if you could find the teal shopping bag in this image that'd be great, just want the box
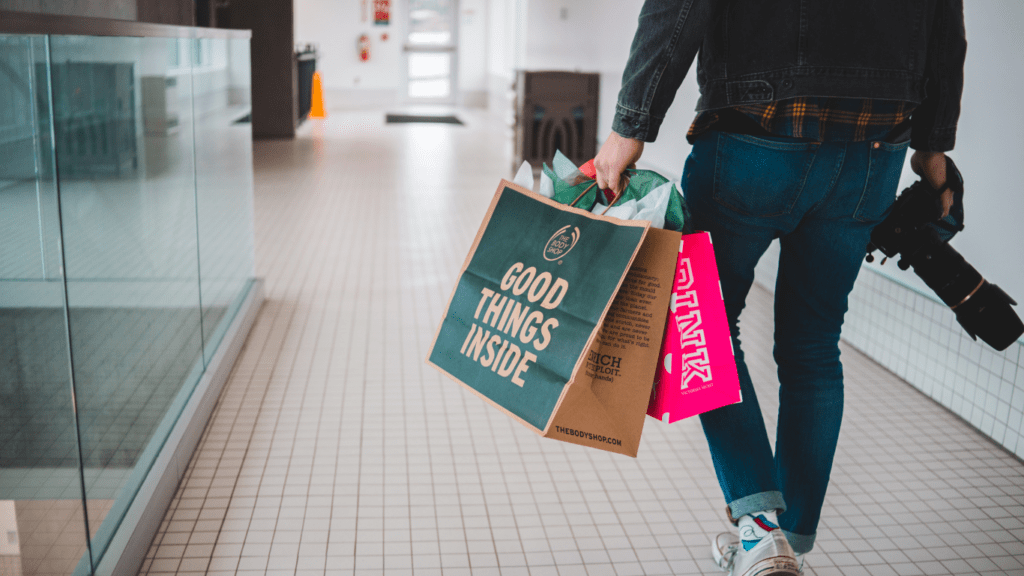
[427,179,653,455]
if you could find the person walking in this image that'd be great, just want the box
[594,2,966,575]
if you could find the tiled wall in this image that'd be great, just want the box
[753,240,1024,460]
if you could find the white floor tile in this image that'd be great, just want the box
[137,110,1024,576]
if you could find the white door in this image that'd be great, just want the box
[402,0,458,105]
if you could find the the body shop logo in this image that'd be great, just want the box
[543,225,580,261]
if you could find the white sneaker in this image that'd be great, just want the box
[712,532,740,571]
[711,531,800,576]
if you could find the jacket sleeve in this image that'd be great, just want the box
[911,0,966,152]
[611,0,718,142]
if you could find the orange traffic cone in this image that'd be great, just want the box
[310,71,327,119]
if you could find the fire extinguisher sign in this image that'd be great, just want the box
[358,34,370,61]
[373,0,390,25]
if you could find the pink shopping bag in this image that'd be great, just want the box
[647,231,741,423]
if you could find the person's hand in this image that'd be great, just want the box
[910,151,954,218]
[595,132,644,196]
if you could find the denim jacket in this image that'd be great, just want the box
[611,0,966,151]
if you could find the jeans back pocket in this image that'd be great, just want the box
[853,140,910,223]
[713,133,818,217]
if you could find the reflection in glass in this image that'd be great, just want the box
[0,34,93,576]
[1,28,256,575]
[47,35,206,568]
[195,37,256,362]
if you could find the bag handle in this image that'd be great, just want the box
[568,169,637,215]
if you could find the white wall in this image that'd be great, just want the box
[458,0,488,96]
[292,0,1024,308]
[294,0,404,93]
[294,0,491,107]
[536,1,1022,306]
[520,0,699,179]
[485,0,527,114]
[524,1,630,148]
[853,3,1024,306]
[936,2,1024,308]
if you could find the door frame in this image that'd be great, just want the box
[399,0,459,106]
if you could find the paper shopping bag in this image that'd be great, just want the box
[552,226,680,455]
[427,180,677,456]
[648,231,742,423]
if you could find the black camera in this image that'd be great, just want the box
[865,157,1023,351]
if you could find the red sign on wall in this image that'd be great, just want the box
[373,0,390,25]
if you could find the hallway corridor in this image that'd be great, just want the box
[138,111,1024,576]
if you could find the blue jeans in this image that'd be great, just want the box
[683,132,909,554]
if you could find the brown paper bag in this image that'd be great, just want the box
[545,228,680,456]
[427,180,678,457]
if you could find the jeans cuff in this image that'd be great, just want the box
[782,529,816,555]
[726,491,787,525]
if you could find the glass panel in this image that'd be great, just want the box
[0,34,94,576]
[407,53,450,80]
[407,52,451,98]
[46,35,205,568]
[195,37,256,362]
[404,0,456,103]
[408,0,454,45]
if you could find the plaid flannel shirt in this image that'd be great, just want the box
[688,97,915,143]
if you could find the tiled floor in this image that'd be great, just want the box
[6,498,114,576]
[137,110,1024,576]
[1,307,224,470]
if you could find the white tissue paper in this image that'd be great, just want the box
[553,151,582,180]
[512,161,535,192]
[633,181,672,230]
[592,198,638,220]
[512,161,555,198]
[552,150,591,186]
[542,150,684,229]
[538,170,554,198]
[589,181,672,229]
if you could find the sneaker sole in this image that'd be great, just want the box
[740,556,801,576]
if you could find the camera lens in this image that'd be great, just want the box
[954,283,1024,351]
